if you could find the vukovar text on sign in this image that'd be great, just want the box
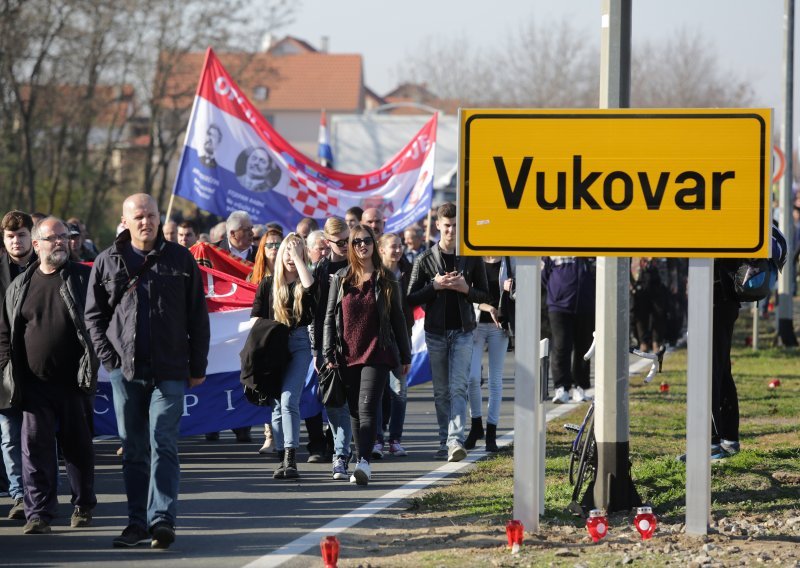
[458,109,771,258]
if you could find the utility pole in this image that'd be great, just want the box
[593,0,641,513]
[778,0,798,347]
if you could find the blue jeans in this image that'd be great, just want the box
[0,408,23,500]
[425,329,474,448]
[111,369,184,529]
[375,368,408,443]
[325,402,352,459]
[469,323,509,426]
[272,327,312,450]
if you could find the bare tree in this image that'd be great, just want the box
[395,21,752,112]
[495,19,598,108]
[394,19,598,108]
[632,28,754,108]
[0,0,297,238]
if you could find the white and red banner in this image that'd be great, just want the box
[173,48,435,233]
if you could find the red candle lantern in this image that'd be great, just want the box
[320,536,340,568]
[505,519,524,553]
[633,506,657,540]
[586,509,608,543]
[659,382,669,393]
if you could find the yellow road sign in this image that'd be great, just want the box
[459,109,771,257]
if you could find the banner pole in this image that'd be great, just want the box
[164,193,176,224]
[425,208,432,244]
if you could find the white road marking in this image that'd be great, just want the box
[245,353,661,567]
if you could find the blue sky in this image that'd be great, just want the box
[288,1,796,130]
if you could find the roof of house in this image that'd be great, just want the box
[18,83,135,127]
[381,83,461,115]
[159,49,364,113]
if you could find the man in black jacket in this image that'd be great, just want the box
[0,217,98,534]
[85,194,210,549]
[407,202,490,462]
[0,210,36,521]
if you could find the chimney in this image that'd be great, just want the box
[260,32,274,53]
[320,35,329,53]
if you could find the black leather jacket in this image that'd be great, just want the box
[85,230,210,382]
[322,267,411,368]
[406,245,491,334]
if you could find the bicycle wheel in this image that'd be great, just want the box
[571,416,596,505]
[568,404,594,486]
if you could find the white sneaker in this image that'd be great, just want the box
[571,387,590,403]
[552,387,569,404]
[352,458,371,485]
[371,441,384,459]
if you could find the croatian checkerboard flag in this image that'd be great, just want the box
[318,110,333,169]
[173,48,435,233]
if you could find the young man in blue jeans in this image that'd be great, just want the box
[407,203,490,462]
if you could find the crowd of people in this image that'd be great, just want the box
[0,197,511,548]
[1,190,795,547]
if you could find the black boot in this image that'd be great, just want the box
[273,449,287,479]
[283,448,299,479]
[485,423,499,452]
[464,417,484,450]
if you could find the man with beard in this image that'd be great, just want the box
[0,210,37,522]
[0,217,98,534]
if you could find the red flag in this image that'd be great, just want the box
[190,241,253,280]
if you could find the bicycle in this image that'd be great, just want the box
[563,335,665,516]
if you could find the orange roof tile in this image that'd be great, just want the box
[159,50,364,113]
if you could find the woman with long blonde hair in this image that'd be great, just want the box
[251,232,315,479]
[322,225,411,485]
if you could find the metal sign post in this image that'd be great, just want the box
[594,0,640,514]
[512,257,541,531]
[686,258,714,534]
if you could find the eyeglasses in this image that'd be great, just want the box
[69,234,81,240]
[264,243,281,250]
[327,238,348,247]
[352,236,374,247]
[39,234,68,243]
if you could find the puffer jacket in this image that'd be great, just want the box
[0,260,98,409]
[322,267,411,368]
[84,229,210,382]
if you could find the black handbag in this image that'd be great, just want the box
[317,364,346,407]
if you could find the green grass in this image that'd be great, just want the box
[409,308,800,527]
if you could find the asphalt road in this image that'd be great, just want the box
[0,352,543,567]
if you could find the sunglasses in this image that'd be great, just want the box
[352,236,374,248]
[327,238,348,247]
[264,243,281,250]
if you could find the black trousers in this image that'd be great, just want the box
[21,379,96,522]
[711,301,740,444]
[343,365,388,462]
[548,310,595,390]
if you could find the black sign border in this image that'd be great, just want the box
[462,112,767,255]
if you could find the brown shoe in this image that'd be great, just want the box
[23,518,51,534]
[71,506,93,528]
[8,497,24,520]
